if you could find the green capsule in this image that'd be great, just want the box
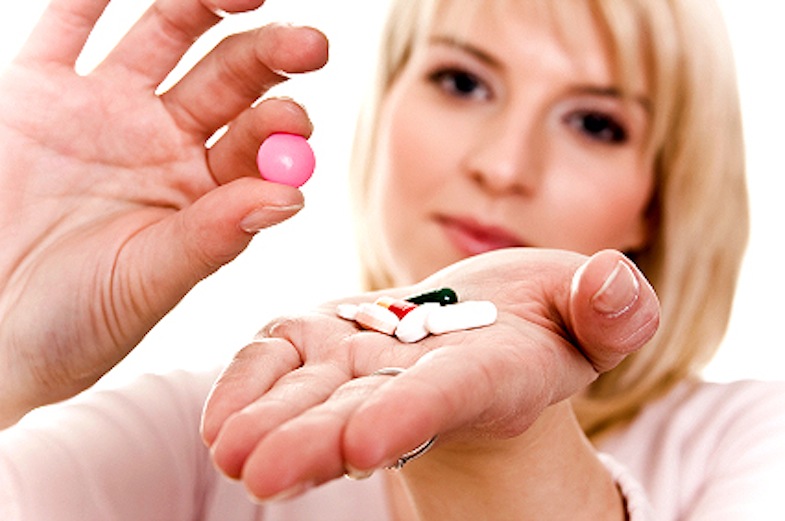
[405,287,459,306]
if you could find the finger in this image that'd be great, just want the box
[569,250,660,372]
[204,339,303,478]
[342,327,595,473]
[239,373,392,500]
[210,362,348,479]
[201,338,301,446]
[422,248,659,372]
[129,177,303,329]
[162,24,328,136]
[93,0,258,84]
[207,98,313,184]
[163,175,304,267]
[264,311,431,376]
[17,0,111,65]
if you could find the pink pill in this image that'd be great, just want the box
[256,133,315,187]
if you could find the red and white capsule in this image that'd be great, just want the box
[354,302,400,335]
[375,296,418,320]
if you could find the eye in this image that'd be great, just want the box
[428,68,491,101]
[565,111,628,144]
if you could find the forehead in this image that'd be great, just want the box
[432,0,603,42]
[421,0,647,93]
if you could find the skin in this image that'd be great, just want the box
[372,2,654,285]
[367,8,656,516]
[1,1,661,519]
[0,0,328,426]
[205,248,659,520]
[205,3,660,519]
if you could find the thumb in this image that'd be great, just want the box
[140,177,303,304]
[568,249,660,373]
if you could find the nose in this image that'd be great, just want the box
[464,112,543,195]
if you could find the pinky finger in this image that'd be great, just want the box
[201,338,301,446]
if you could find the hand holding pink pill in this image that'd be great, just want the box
[256,133,316,187]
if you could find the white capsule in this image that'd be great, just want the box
[336,303,359,321]
[355,302,400,335]
[395,303,439,343]
[425,301,497,335]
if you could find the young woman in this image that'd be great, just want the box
[203,0,785,518]
[1,0,783,519]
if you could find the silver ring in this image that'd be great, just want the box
[370,367,407,377]
[387,435,438,470]
[369,367,438,469]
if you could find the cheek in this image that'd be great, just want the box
[379,96,454,203]
[369,87,471,283]
[542,162,654,253]
[374,90,460,235]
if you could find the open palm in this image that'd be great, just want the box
[202,249,660,500]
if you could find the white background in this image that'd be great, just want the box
[1,1,783,388]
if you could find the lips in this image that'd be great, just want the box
[438,215,527,256]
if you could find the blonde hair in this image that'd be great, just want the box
[349,0,749,439]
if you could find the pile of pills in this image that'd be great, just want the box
[336,288,497,343]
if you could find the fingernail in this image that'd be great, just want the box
[344,464,375,481]
[591,260,639,317]
[240,204,303,234]
[252,481,314,504]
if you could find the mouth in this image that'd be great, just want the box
[437,215,528,256]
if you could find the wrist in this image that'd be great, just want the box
[389,401,625,521]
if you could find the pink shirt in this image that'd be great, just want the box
[2,369,784,520]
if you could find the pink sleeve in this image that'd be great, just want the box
[0,370,221,521]
[599,454,658,521]
[682,381,785,520]
[599,380,785,520]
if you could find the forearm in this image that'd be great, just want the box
[389,401,625,521]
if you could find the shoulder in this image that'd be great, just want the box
[681,378,785,409]
[680,379,785,453]
[671,378,785,413]
[599,379,785,519]
[648,379,785,437]
[605,378,785,453]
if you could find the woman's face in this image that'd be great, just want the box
[370,2,656,285]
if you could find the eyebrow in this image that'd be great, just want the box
[574,86,651,112]
[431,36,650,110]
[430,36,502,69]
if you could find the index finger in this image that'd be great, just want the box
[162,24,328,137]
